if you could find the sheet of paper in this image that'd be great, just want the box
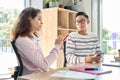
[51,70,97,79]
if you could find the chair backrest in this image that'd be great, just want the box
[63,35,69,67]
[63,41,67,67]
[11,40,23,79]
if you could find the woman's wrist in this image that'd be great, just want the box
[55,44,63,50]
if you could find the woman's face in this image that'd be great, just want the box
[30,12,43,32]
[75,15,89,31]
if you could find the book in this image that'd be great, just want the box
[102,61,120,67]
[0,74,11,79]
[69,66,112,75]
[51,70,97,79]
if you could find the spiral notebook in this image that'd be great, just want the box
[69,66,112,75]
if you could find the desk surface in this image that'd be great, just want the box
[18,63,120,80]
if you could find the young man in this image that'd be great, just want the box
[66,12,102,64]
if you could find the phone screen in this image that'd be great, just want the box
[96,52,104,56]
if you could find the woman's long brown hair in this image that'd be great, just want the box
[11,7,41,40]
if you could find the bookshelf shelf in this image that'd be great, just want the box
[42,7,77,68]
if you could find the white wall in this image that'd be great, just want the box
[82,0,92,32]
[31,0,43,10]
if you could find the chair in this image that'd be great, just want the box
[63,41,67,67]
[63,35,69,67]
[11,40,23,80]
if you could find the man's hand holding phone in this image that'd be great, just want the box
[95,52,104,63]
[85,52,104,63]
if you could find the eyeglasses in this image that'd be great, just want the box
[76,19,87,24]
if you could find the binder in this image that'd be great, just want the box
[69,66,112,75]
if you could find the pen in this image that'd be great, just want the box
[84,67,98,70]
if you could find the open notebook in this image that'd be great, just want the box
[51,70,97,79]
[69,66,112,75]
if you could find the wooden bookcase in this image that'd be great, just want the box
[41,7,77,68]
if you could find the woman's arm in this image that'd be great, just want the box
[16,37,61,71]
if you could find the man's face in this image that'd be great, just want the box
[75,15,89,31]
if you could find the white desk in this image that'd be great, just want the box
[18,62,120,80]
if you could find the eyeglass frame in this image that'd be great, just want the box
[75,19,88,24]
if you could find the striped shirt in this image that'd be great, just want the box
[66,31,101,64]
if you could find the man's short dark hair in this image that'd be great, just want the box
[75,12,89,19]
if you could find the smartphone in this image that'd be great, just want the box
[96,52,104,56]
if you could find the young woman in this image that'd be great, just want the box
[66,12,102,64]
[11,7,63,75]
